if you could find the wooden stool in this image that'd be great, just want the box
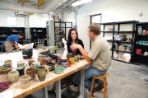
[89,73,109,98]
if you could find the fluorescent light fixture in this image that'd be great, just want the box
[72,0,93,7]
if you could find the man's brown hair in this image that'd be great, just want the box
[88,23,101,35]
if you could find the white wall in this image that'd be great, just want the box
[0,10,25,27]
[63,0,148,51]
[63,10,76,26]
[0,10,49,27]
[29,14,49,27]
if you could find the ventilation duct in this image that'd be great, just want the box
[15,11,33,17]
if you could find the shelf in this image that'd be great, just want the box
[137,22,148,25]
[101,31,113,33]
[115,20,138,24]
[132,54,148,64]
[135,35,148,40]
[114,31,133,33]
[101,22,115,25]
[135,44,148,49]
[108,40,131,44]
[113,50,131,53]
[113,58,130,63]
[135,54,148,57]
[107,40,113,43]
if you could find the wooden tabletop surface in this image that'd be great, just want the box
[0,50,90,98]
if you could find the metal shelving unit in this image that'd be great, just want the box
[30,27,47,47]
[54,20,72,48]
[131,22,148,65]
[112,21,138,63]
[101,21,138,63]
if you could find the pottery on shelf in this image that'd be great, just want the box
[37,66,46,81]
[8,71,19,83]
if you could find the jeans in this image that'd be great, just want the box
[73,66,106,90]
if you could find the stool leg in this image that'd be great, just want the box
[103,78,107,98]
[89,78,95,98]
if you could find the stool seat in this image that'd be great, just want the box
[89,73,109,98]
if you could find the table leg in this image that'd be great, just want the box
[43,87,48,98]
[79,69,85,98]
[56,80,61,98]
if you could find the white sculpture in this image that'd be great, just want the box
[61,38,68,59]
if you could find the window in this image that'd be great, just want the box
[7,17,16,26]
[90,14,102,24]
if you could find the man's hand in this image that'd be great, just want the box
[70,43,91,62]
[70,43,81,50]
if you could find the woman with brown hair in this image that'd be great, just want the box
[67,28,84,55]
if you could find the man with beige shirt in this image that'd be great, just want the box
[71,24,111,91]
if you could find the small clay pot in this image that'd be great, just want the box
[26,66,36,79]
[19,75,31,89]
[17,61,25,69]
[17,68,24,76]
[28,60,35,66]
[8,71,19,83]
[4,60,12,67]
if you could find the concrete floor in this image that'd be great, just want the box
[28,60,148,98]
[94,60,148,98]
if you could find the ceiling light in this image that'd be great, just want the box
[72,0,93,7]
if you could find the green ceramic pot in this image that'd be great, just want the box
[37,66,46,81]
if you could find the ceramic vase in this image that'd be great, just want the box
[26,66,36,79]
[37,66,46,81]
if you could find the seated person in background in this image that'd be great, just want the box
[71,24,111,93]
[67,28,84,55]
[4,33,24,52]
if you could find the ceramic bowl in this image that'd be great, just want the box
[19,75,31,89]
[54,66,65,74]
[0,82,10,92]
[4,60,12,66]
[20,75,31,83]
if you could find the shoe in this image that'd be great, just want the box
[70,85,79,93]
[62,87,79,98]
[93,82,104,92]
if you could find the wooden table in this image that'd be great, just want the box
[0,50,90,98]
